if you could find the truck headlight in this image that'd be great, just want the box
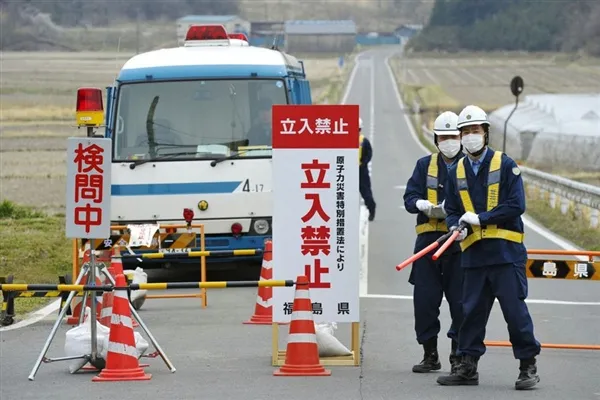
[253,219,269,235]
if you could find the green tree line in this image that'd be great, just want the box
[409,0,600,55]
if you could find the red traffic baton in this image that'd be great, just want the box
[395,223,465,271]
[395,241,439,271]
[432,223,466,261]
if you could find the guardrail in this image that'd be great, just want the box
[421,125,600,229]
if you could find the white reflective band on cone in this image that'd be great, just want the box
[287,333,317,344]
[111,314,133,329]
[294,290,310,299]
[256,296,271,308]
[290,311,313,320]
[261,260,273,270]
[107,342,138,358]
[100,307,112,318]
[114,290,128,300]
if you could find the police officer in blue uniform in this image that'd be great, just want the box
[359,118,376,221]
[436,105,541,390]
[404,111,464,374]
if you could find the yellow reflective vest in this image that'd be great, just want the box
[415,153,449,235]
[455,150,525,251]
[359,134,364,164]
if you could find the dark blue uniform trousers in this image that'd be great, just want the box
[411,251,464,344]
[458,263,541,359]
[359,167,375,212]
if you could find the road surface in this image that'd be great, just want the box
[1,47,599,400]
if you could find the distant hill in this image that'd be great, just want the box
[408,0,600,56]
[0,0,432,51]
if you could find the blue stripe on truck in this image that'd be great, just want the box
[111,181,243,196]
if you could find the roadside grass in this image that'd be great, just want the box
[524,199,600,251]
[0,200,71,316]
[313,54,356,105]
[401,84,462,112]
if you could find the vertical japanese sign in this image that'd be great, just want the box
[272,104,360,324]
[65,137,112,239]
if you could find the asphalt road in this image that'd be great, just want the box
[1,47,599,400]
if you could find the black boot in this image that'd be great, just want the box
[449,341,460,375]
[436,354,479,386]
[368,206,375,222]
[515,357,540,390]
[412,337,442,373]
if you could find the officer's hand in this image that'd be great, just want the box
[416,200,435,215]
[451,226,468,241]
[459,211,480,226]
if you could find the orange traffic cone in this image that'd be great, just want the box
[243,240,274,325]
[99,290,113,328]
[273,275,331,377]
[108,246,124,277]
[92,274,151,382]
[106,247,139,328]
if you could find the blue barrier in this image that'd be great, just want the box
[247,35,400,47]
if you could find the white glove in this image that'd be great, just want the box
[416,200,434,215]
[459,211,480,226]
[451,226,468,241]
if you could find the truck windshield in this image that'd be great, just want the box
[112,78,288,162]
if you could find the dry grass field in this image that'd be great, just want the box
[0,51,350,214]
[390,52,600,185]
[390,52,600,112]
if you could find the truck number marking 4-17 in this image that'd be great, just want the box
[242,179,264,193]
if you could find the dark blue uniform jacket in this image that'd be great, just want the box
[404,153,460,255]
[444,147,528,268]
[360,136,372,168]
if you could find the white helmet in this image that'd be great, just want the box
[433,111,462,159]
[359,117,363,130]
[433,111,459,136]
[457,105,489,129]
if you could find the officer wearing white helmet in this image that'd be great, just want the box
[359,118,376,221]
[437,105,541,390]
[403,111,464,374]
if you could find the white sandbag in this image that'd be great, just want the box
[124,267,148,302]
[64,307,110,374]
[314,322,352,357]
[99,330,150,360]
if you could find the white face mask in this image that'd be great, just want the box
[437,139,461,159]
[461,134,484,154]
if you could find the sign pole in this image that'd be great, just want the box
[89,238,98,363]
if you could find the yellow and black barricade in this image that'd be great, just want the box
[0,274,75,327]
[0,279,295,292]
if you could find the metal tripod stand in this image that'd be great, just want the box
[28,247,176,381]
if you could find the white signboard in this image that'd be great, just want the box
[65,137,112,239]
[271,105,360,323]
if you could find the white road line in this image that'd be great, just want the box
[394,185,407,190]
[341,55,370,297]
[0,300,60,332]
[359,59,376,297]
[383,53,585,257]
[340,54,360,105]
[361,293,600,306]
